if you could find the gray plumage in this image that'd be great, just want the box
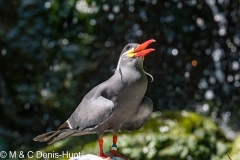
[34,42,153,144]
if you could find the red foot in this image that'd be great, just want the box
[109,150,127,160]
[99,153,111,160]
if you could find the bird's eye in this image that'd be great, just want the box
[126,45,131,50]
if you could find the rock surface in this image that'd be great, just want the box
[69,154,123,160]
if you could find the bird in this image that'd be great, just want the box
[33,39,155,159]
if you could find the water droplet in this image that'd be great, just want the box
[205,90,214,100]
[113,5,120,13]
[152,0,157,5]
[205,48,211,55]
[53,64,60,71]
[212,49,222,61]
[42,39,48,46]
[43,113,49,121]
[196,17,204,27]
[54,119,61,126]
[105,41,111,47]
[209,76,216,84]
[188,0,197,6]
[214,14,221,21]
[172,49,178,56]
[234,81,240,87]
[67,72,73,78]
[128,0,135,5]
[232,61,239,70]
[225,111,231,117]
[72,17,78,24]
[198,78,208,89]
[133,23,140,30]
[185,72,190,78]
[175,87,181,92]
[142,17,148,22]
[231,46,237,52]
[203,104,209,112]
[1,49,6,56]
[103,4,109,11]
[129,6,135,12]
[234,74,240,81]
[177,2,182,8]
[219,27,226,36]
[234,37,240,45]
[48,41,55,48]
[45,2,51,8]
[24,103,30,110]
[90,19,96,25]
[108,13,114,21]
[41,89,51,97]
[215,69,225,83]
[63,22,68,28]
[62,39,69,45]
[227,75,233,82]
[136,30,142,36]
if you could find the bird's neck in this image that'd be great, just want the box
[117,62,144,73]
[116,64,145,84]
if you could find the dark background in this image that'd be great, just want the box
[0,0,239,152]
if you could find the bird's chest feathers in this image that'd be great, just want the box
[112,68,148,105]
[118,67,146,86]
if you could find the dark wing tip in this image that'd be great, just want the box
[58,121,71,130]
[33,131,56,142]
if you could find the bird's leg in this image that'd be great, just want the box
[98,137,108,158]
[112,133,118,150]
[109,134,127,160]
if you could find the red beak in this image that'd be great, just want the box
[134,39,156,57]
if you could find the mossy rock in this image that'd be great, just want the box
[31,111,232,160]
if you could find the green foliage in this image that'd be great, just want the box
[118,111,231,160]
[33,111,231,160]
[223,135,240,160]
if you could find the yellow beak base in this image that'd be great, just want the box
[127,48,136,58]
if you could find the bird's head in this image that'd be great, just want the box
[117,39,156,67]
[115,39,156,81]
[120,39,156,59]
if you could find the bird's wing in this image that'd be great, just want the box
[68,94,114,131]
[120,96,153,131]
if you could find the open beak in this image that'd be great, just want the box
[134,39,156,57]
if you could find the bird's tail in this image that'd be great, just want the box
[33,130,75,144]
[33,122,89,144]
[33,122,94,144]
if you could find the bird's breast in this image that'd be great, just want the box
[107,70,148,122]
